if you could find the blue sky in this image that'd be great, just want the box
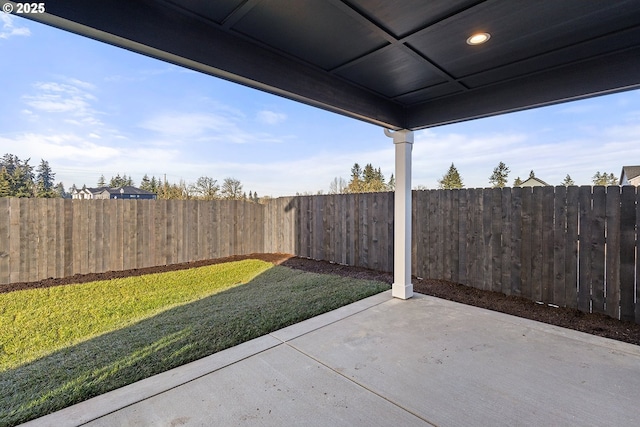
[1,13,640,197]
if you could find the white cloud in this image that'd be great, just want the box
[21,79,106,128]
[257,110,287,125]
[0,133,120,162]
[140,111,288,144]
[0,13,31,39]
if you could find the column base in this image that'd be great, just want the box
[392,282,414,300]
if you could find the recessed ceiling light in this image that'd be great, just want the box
[467,32,491,45]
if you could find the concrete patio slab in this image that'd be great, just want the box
[23,292,640,426]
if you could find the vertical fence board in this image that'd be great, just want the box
[553,186,567,307]
[316,196,325,261]
[442,190,453,281]
[578,186,593,312]
[35,199,46,281]
[605,186,621,319]
[106,200,117,272]
[435,190,444,279]
[458,189,468,284]
[480,189,491,290]
[490,188,501,292]
[591,186,606,314]
[339,195,347,264]
[373,193,380,270]
[450,189,460,282]
[636,189,640,323]
[0,199,8,285]
[500,188,512,295]
[541,186,555,303]
[411,191,419,278]
[123,201,136,270]
[619,186,636,321]
[54,199,64,279]
[9,199,21,282]
[387,192,394,272]
[212,201,221,259]
[136,200,146,268]
[530,187,543,302]
[412,191,421,278]
[471,189,484,288]
[565,187,579,308]
[510,187,522,296]
[344,195,353,265]
[521,187,533,299]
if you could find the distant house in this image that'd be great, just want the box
[71,186,108,199]
[519,176,550,187]
[619,166,640,186]
[71,186,156,200]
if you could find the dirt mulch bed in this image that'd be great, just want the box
[3,253,639,347]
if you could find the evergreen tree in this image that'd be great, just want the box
[387,174,395,191]
[529,170,536,179]
[109,174,134,188]
[140,174,152,191]
[0,154,35,197]
[253,191,259,203]
[347,163,363,193]
[35,159,56,197]
[438,163,464,189]
[109,174,123,188]
[561,174,575,186]
[346,163,387,193]
[97,174,106,187]
[489,161,510,188]
[592,171,617,186]
[513,176,523,186]
[0,167,10,197]
[54,182,69,198]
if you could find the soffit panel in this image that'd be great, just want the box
[335,46,447,98]
[408,0,640,79]
[168,0,245,24]
[346,0,481,38]
[231,0,389,70]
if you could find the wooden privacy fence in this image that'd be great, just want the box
[413,186,638,323]
[1,187,639,323]
[265,188,639,323]
[0,198,263,284]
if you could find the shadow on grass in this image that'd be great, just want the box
[0,265,389,426]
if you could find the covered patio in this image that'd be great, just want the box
[17,1,640,425]
[24,0,640,300]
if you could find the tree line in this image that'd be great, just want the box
[0,153,258,201]
[81,174,258,201]
[0,153,626,199]
[431,161,618,190]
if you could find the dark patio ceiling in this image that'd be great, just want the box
[24,0,640,130]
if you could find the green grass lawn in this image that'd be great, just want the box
[0,259,389,426]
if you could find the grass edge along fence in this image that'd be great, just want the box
[1,186,639,323]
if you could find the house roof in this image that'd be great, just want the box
[24,0,640,130]
[620,165,640,184]
[520,177,550,187]
[86,186,110,194]
[99,186,156,195]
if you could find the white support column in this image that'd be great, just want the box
[384,128,414,299]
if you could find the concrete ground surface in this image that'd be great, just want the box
[23,291,640,427]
